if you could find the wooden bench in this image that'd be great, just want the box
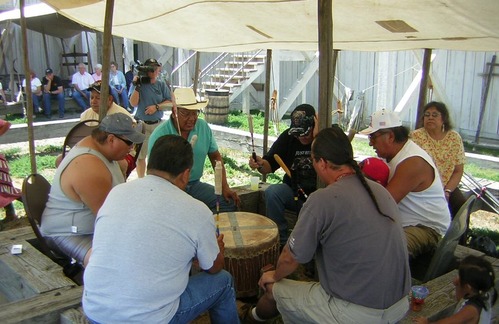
[0,96,81,119]
[0,226,83,323]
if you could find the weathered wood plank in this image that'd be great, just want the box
[401,270,458,323]
[0,285,83,324]
[0,226,36,243]
[0,233,74,302]
[60,307,88,324]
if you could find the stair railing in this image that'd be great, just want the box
[217,50,264,90]
[171,50,198,83]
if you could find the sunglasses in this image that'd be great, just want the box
[368,131,389,141]
[114,135,133,146]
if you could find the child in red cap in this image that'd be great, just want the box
[359,157,389,187]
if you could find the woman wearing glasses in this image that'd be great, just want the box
[411,101,466,217]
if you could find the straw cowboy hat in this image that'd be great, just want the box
[174,88,209,110]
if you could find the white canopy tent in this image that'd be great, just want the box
[42,0,499,52]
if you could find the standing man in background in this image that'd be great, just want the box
[129,58,175,178]
[42,68,65,119]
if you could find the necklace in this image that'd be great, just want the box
[335,172,355,182]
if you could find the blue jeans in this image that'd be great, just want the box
[170,270,239,323]
[72,89,90,111]
[110,86,129,109]
[31,94,42,112]
[265,183,303,246]
[186,180,237,213]
[42,92,65,117]
[87,271,239,324]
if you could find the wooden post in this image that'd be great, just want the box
[474,55,496,144]
[60,38,70,76]
[42,32,50,69]
[19,0,36,174]
[415,48,432,128]
[85,31,93,72]
[263,49,272,183]
[317,0,334,189]
[318,0,333,131]
[193,52,200,95]
[99,0,115,121]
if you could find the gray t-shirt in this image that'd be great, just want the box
[134,80,171,122]
[289,175,410,309]
[83,175,219,323]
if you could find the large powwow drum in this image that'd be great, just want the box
[204,89,229,125]
[218,211,279,297]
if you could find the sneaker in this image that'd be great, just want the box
[59,115,64,119]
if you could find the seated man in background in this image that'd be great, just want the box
[83,135,238,323]
[360,109,450,258]
[248,104,317,248]
[80,81,133,122]
[80,81,136,176]
[71,63,94,113]
[22,70,43,114]
[42,68,65,118]
[246,127,410,323]
[148,87,239,212]
[41,113,145,266]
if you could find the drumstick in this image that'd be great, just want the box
[273,154,291,177]
[190,134,198,147]
[248,114,257,162]
[273,154,308,199]
[214,160,223,236]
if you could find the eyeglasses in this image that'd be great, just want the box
[114,135,134,146]
[177,108,200,119]
[424,112,441,118]
[368,131,388,141]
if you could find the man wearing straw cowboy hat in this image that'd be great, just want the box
[148,87,240,212]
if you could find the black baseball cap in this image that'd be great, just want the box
[144,58,161,67]
[288,104,316,137]
[45,68,53,74]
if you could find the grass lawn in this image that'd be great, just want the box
[2,110,499,253]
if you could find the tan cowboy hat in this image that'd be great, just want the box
[174,88,208,110]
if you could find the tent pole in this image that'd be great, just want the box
[60,38,70,76]
[0,21,11,76]
[415,48,432,128]
[19,0,36,174]
[263,49,272,182]
[99,0,115,121]
[193,51,200,95]
[42,32,50,68]
[317,0,334,189]
[85,31,93,72]
[474,54,496,144]
[318,0,333,131]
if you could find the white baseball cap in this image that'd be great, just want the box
[360,109,402,135]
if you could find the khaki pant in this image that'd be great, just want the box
[273,279,409,324]
[404,225,441,258]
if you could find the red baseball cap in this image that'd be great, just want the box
[360,157,389,187]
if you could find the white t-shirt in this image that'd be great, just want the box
[72,71,94,90]
[22,77,42,93]
[83,175,219,323]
